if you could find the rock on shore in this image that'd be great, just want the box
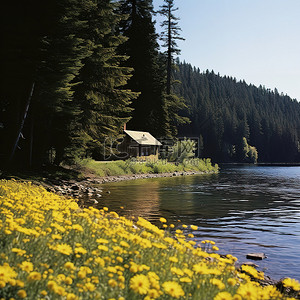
[44,170,208,199]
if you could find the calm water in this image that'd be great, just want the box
[95,165,300,281]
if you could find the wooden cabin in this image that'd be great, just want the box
[120,130,162,159]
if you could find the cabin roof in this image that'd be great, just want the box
[124,130,162,146]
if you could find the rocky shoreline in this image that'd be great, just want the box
[40,172,300,297]
[44,170,211,200]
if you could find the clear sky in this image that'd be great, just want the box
[153,0,300,101]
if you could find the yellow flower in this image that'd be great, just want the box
[120,241,129,248]
[282,278,300,291]
[47,280,58,291]
[214,291,233,300]
[130,274,150,295]
[75,247,87,255]
[65,277,73,285]
[55,285,66,296]
[54,243,73,255]
[130,264,138,273]
[116,256,123,263]
[171,267,184,276]
[96,238,109,244]
[64,262,75,270]
[108,279,118,287]
[236,283,258,299]
[180,277,192,283]
[241,265,264,280]
[162,281,185,298]
[210,278,225,290]
[193,263,209,274]
[98,245,108,251]
[72,224,84,232]
[148,289,160,298]
[11,248,26,256]
[51,234,62,240]
[85,282,96,291]
[159,217,167,223]
[17,290,27,299]
[27,271,42,281]
[16,280,24,287]
[66,293,78,300]
[227,278,237,286]
[19,261,33,273]
[190,225,198,230]
[95,257,105,267]
[169,256,178,263]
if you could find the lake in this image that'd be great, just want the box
[96,165,300,281]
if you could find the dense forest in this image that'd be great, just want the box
[175,62,300,163]
[0,0,177,168]
[1,0,300,169]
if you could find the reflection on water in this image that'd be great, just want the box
[96,165,300,281]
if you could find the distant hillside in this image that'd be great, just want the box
[174,61,300,163]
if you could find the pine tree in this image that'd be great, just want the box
[1,0,94,167]
[73,0,139,159]
[158,1,189,135]
[117,0,170,137]
[158,0,184,95]
[32,0,90,165]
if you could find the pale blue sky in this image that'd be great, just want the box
[153,0,300,100]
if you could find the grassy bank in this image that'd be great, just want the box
[78,158,219,177]
[0,180,299,299]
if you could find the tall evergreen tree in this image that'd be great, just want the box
[33,0,90,165]
[158,0,184,95]
[117,0,170,137]
[73,0,139,159]
[158,1,189,135]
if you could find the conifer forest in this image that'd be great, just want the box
[1,0,300,169]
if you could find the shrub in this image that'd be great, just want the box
[167,138,196,163]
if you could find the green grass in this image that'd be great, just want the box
[78,158,219,177]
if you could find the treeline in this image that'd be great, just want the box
[174,62,300,163]
[0,0,185,168]
[1,0,300,169]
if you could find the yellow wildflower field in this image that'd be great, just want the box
[0,180,298,299]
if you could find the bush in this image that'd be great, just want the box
[167,139,196,163]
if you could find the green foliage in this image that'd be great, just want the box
[243,138,258,164]
[0,0,136,168]
[165,93,190,136]
[174,62,300,163]
[78,157,218,177]
[167,138,196,163]
[73,0,138,160]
